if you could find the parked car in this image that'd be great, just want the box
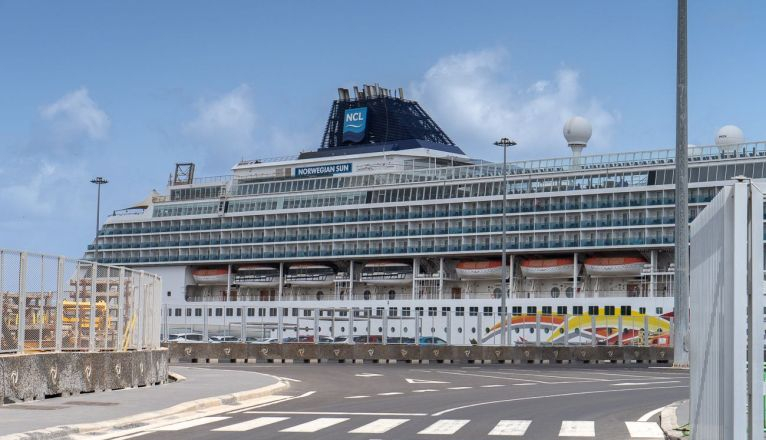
[386,336,416,344]
[246,336,278,344]
[167,333,204,343]
[208,335,240,343]
[418,336,448,345]
[317,336,334,343]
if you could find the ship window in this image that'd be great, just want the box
[493,288,502,298]
[195,308,202,317]
[269,308,277,317]
[226,308,233,317]
[304,309,312,317]
[236,308,242,317]
[208,308,213,317]
[247,308,255,317]
[542,306,552,315]
[363,290,371,300]
[416,307,424,316]
[402,307,411,317]
[557,306,568,315]
[471,327,476,334]
[174,308,182,317]
[376,307,384,317]
[167,291,171,297]
[388,290,396,300]
[316,291,324,300]
[655,307,663,315]
[620,306,632,316]
[388,308,398,317]
[550,287,560,298]
[483,307,493,316]
[604,306,616,316]
[428,307,437,317]
[185,308,192,317]
[469,307,479,316]
[639,307,646,314]
[566,287,574,298]
[512,306,522,315]
[442,307,451,316]
[587,306,598,315]
[455,307,464,316]
[215,308,223,317]
[526,306,537,314]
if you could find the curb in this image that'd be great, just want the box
[660,400,688,440]
[0,377,289,440]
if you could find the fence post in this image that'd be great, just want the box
[88,262,97,352]
[446,312,452,345]
[116,267,125,350]
[277,306,283,342]
[55,257,64,352]
[17,252,27,354]
[564,314,569,346]
[591,314,597,347]
[382,308,388,345]
[644,315,650,346]
[535,314,541,346]
[202,304,209,341]
[241,305,247,342]
[137,271,145,349]
[313,308,319,345]
[347,307,353,344]
[618,315,623,346]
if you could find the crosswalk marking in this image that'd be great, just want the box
[625,421,665,438]
[488,420,532,436]
[559,420,595,437]
[212,416,288,432]
[153,416,230,431]
[418,419,470,435]
[280,417,349,433]
[348,418,409,434]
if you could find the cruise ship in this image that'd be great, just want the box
[84,84,761,346]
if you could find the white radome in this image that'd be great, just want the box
[715,125,744,147]
[563,116,592,146]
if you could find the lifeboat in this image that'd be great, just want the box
[361,261,413,285]
[192,268,229,285]
[520,258,577,279]
[456,260,504,280]
[235,265,280,287]
[285,264,336,287]
[584,256,646,277]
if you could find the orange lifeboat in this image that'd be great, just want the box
[584,256,646,277]
[192,268,229,285]
[456,260,504,280]
[520,258,576,279]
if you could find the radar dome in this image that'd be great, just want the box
[563,116,592,147]
[715,125,744,147]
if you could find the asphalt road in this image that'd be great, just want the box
[104,363,688,440]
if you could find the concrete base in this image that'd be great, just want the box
[0,349,169,404]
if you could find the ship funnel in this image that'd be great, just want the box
[563,116,592,168]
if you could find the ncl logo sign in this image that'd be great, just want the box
[342,107,367,143]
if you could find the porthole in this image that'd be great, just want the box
[378,327,383,333]
[485,327,490,334]
[515,328,520,333]
[458,327,463,333]
[318,327,322,332]
[544,328,549,334]
[403,327,409,333]
[443,327,448,333]
[391,327,396,333]
[353,327,357,332]
[493,287,502,298]
[388,290,396,300]
[341,326,345,332]
[363,290,371,300]
[559,328,564,334]
[565,287,574,298]
[471,327,476,334]
[530,328,535,334]
[430,327,436,333]
[316,290,324,300]
[551,287,560,298]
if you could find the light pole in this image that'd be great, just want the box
[494,137,517,346]
[91,177,108,263]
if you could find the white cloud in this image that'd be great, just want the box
[183,84,256,151]
[40,88,110,142]
[0,161,59,217]
[411,48,618,159]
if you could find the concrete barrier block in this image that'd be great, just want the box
[247,343,283,362]
[171,342,209,362]
[573,346,594,363]
[284,344,320,361]
[103,352,132,391]
[385,344,420,362]
[353,344,383,361]
[212,343,247,361]
[319,344,353,361]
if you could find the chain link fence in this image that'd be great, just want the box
[0,249,162,354]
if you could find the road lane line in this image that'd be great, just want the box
[246,410,427,416]
[430,385,689,416]
[418,419,470,435]
[488,420,532,436]
[481,384,505,388]
[638,405,667,422]
[625,421,665,438]
[345,395,370,399]
[348,418,409,433]
[280,417,348,433]
[152,416,230,431]
[412,389,438,393]
[212,416,289,432]
[447,386,472,390]
[378,392,404,396]
[227,391,316,414]
[559,420,595,437]
[612,381,679,386]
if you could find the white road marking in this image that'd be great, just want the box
[559,420,595,437]
[212,416,288,432]
[447,386,472,390]
[512,383,536,386]
[638,405,667,422]
[492,371,612,382]
[152,416,230,431]
[246,410,427,416]
[430,385,689,416]
[625,421,665,438]
[406,378,449,384]
[348,418,409,433]
[276,376,302,382]
[280,417,348,432]
[345,395,370,399]
[412,389,438,393]
[612,381,679,386]
[227,391,316,414]
[488,420,532,436]
[355,373,383,377]
[426,370,549,384]
[378,392,404,396]
[418,419,470,435]
[480,384,505,388]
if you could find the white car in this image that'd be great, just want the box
[208,335,241,343]
[168,333,204,343]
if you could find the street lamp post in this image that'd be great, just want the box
[494,137,517,346]
[91,177,108,263]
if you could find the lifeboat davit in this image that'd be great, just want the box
[361,261,413,286]
[456,260,504,280]
[520,258,576,279]
[286,264,336,287]
[192,268,229,285]
[235,265,280,287]
[584,256,646,277]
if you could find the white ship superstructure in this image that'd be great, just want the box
[84,84,764,345]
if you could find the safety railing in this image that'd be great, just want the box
[0,249,162,354]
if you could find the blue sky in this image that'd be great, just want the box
[0,0,763,257]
